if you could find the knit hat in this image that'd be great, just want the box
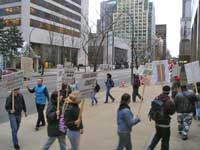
[162,85,170,94]
[65,91,81,104]
[174,76,181,81]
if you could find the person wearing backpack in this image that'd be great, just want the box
[147,85,175,150]
[174,85,197,140]
[91,80,100,106]
[132,74,143,102]
[117,93,140,150]
[104,73,115,103]
[42,91,66,150]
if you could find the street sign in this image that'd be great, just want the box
[78,72,97,98]
[152,60,170,85]
[57,65,64,90]
[184,61,200,84]
[21,57,33,78]
[2,71,24,90]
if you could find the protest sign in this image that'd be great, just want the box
[137,65,145,75]
[171,65,181,78]
[143,63,152,76]
[21,57,33,78]
[152,60,170,85]
[78,72,97,98]
[57,65,64,90]
[184,61,200,84]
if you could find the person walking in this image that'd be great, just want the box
[26,78,49,131]
[70,78,79,92]
[64,92,83,150]
[5,88,28,150]
[42,91,66,150]
[147,85,175,150]
[132,74,143,102]
[60,82,72,100]
[174,85,197,140]
[171,76,181,99]
[91,80,100,106]
[117,93,140,150]
[104,73,115,103]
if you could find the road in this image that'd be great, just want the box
[0,69,131,124]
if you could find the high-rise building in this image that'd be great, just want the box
[179,0,192,63]
[113,0,149,53]
[0,0,89,67]
[97,0,117,32]
[156,24,167,59]
[148,2,156,60]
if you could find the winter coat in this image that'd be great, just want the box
[5,93,27,116]
[105,78,114,89]
[64,103,83,131]
[46,101,65,137]
[175,91,197,113]
[155,94,175,126]
[117,104,140,133]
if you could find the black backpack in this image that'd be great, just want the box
[95,84,100,93]
[110,79,114,87]
[148,99,165,121]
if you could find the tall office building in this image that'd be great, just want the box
[0,0,89,67]
[156,24,167,59]
[148,2,155,60]
[113,0,149,53]
[97,0,116,32]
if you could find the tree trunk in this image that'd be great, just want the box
[11,57,16,69]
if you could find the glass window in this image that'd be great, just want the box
[0,6,21,16]
[0,0,21,5]
[4,18,21,26]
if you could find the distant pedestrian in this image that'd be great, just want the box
[70,78,79,92]
[64,91,83,150]
[171,76,181,99]
[132,74,143,102]
[91,80,100,106]
[174,85,197,140]
[117,93,140,150]
[26,78,49,131]
[42,91,66,150]
[5,88,28,150]
[148,85,175,150]
[104,73,115,103]
[60,82,72,100]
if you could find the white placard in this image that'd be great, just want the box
[21,57,33,78]
[171,65,181,77]
[184,61,200,84]
[78,72,97,98]
[2,71,24,90]
[143,63,153,76]
[152,60,170,85]
[137,65,145,75]
[57,65,64,90]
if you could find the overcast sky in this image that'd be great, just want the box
[89,0,182,57]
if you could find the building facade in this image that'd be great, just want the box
[0,0,89,68]
[113,0,149,55]
[179,0,192,63]
[154,37,164,60]
[148,2,156,61]
[190,0,200,62]
[156,24,167,59]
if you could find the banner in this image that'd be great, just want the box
[21,57,33,78]
[152,60,170,85]
[2,71,24,90]
[184,61,200,84]
[78,72,97,98]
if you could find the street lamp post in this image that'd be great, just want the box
[29,27,35,57]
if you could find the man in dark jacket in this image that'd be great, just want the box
[174,85,197,140]
[5,88,27,150]
[42,91,66,150]
[104,73,115,103]
[132,74,143,102]
[64,92,83,150]
[26,78,49,131]
[148,85,175,150]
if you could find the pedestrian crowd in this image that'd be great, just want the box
[4,73,200,150]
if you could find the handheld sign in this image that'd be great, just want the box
[137,65,145,76]
[2,71,24,111]
[171,64,181,78]
[21,57,33,79]
[57,65,64,119]
[78,72,97,98]
[152,60,170,85]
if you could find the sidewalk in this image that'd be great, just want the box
[0,85,200,150]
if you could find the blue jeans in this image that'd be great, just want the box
[117,132,132,150]
[91,92,98,105]
[67,129,80,150]
[9,114,21,145]
[42,135,66,150]
[105,88,115,102]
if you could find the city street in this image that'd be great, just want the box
[0,69,131,124]
[0,85,200,149]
